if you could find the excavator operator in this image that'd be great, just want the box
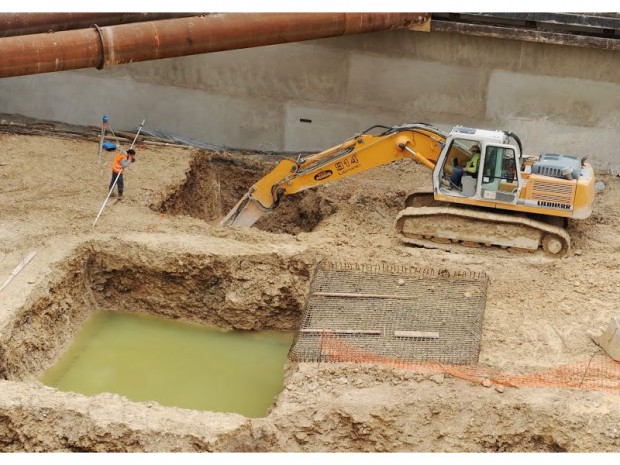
[450,144,480,189]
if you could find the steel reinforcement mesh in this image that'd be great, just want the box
[289,261,489,365]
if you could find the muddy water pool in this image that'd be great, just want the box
[41,311,294,417]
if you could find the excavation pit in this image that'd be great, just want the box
[157,151,337,234]
[40,310,295,418]
[0,239,313,414]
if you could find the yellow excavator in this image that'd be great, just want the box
[220,123,596,256]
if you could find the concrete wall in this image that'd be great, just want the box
[0,30,618,167]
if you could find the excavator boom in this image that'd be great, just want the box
[220,124,446,227]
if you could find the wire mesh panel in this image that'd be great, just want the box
[289,261,489,365]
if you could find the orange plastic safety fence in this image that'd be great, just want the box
[319,333,620,394]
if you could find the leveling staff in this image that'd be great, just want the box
[109,149,136,200]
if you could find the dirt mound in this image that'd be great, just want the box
[157,151,337,234]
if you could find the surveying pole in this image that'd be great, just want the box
[92,119,146,228]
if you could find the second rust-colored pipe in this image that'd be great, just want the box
[0,13,199,37]
[0,13,429,78]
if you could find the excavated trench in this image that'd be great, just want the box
[0,240,318,451]
[157,151,337,234]
[0,241,313,383]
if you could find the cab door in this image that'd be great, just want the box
[479,144,521,204]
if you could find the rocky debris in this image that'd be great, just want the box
[588,316,620,360]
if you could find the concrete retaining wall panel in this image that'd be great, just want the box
[0,73,284,150]
[282,102,410,152]
[318,31,530,75]
[323,31,620,85]
[81,43,351,105]
[487,70,620,129]
[490,117,619,168]
[347,53,489,120]
[515,40,620,85]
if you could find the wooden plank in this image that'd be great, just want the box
[0,251,37,293]
[394,330,439,339]
[312,292,417,300]
[407,17,431,32]
[300,329,382,335]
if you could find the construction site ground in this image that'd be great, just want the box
[1,122,620,452]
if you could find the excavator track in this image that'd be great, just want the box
[395,205,571,257]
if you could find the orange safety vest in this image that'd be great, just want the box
[111,153,127,174]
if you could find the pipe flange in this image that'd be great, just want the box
[92,24,106,70]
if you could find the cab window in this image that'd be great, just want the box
[440,138,481,178]
[482,147,516,184]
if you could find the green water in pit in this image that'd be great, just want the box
[40,311,294,418]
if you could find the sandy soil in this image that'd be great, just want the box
[1,124,620,452]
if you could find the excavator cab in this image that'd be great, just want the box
[434,127,523,206]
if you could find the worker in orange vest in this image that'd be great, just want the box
[109,149,136,200]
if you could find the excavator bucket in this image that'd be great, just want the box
[219,191,266,228]
[220,158,299,228]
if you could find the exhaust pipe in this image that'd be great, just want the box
[561,167,573,180]
[0,13,429,78]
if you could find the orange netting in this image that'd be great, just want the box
[320,333,620,394]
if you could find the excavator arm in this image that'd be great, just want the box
[220,123,447,227]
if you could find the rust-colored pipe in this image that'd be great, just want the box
[0,13,199,37]
[0,13,429,78]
